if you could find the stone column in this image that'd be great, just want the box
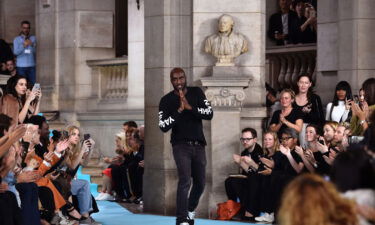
[128,0,144,109]
[143,0,192,216]
[201,69,250,217]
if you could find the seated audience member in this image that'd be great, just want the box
[63,125,99,224]
[110,121,138,202]
[123,120,138,133]
[321,122,350,166]
[3,59,17,76]
[0,75,41,128]
[331,147,375,225]
[96,131,126,201]
[268,0,300,45]
[294,124,327,174]
[253,131,280,223]
[269,89,303,137]
[293,75,324,146]
[278,174,358,225]
[224,128,262,208]
[351,78,375,136]
[127,129,144,204]
[326,81,353,123]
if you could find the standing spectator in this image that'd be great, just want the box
[3,59,17,76]
[13,21,36,85]
[269,89,303,137]
[326,81,353,123]
[158,67,213,225]
[351,78,375,136]
[293,75,324,147]
[268,0,300,45]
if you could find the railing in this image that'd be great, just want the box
[266,44,316,91]
[86,57,128,101]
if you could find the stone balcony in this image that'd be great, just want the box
[266,44,317,91]
[86,57,129,111]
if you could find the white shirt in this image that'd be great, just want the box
[281,13,288,35]
[325,101,350,122]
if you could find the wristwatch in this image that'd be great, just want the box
[360,120,367,125]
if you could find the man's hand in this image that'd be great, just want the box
[179,90,192,111]
[138,160,144,168]
[233,154,241,164]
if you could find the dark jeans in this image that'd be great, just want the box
[225,176,248,202]
[110,164,131,199]
[172,143,206,222]
[17,66,36,85]
[128,164,144,198]
[16,182,40,225]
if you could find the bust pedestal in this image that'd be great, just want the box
[200,66,250,217]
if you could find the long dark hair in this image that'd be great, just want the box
[5,75,27,104]
[362,78,375,106]
[332,81,352,106]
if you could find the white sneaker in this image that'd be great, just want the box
[255,212,269,222]
[188,211,195,220]
[179,223,189,225]
[95,192,105,200]
[100,193,115,201]
[264,212,274,223]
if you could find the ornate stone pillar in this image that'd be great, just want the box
[201,69,250,217]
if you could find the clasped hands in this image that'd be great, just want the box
[177,89,192,113]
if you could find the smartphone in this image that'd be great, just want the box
[353,95,359,104]
[83,134,91,141]
[32,83,40,92]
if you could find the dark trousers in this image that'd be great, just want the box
[128,165,144,198]
[110,164,131,199]
[172,143,206,222]
[16,182,41,225]
[225,176,248,202]
[0,191,22,225]
[38,187,55,222]
[17,66,36,85]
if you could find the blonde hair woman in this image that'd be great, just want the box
[269,89,304,137]
[278,173,358,225]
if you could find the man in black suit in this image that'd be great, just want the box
[268,0,300,45]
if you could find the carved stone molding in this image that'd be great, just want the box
[201,76,250,108]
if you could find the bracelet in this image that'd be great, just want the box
[360,120,367,125]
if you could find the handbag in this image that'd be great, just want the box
[216,200,241,220]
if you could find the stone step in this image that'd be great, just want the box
[81,167,102,177]
[90,176,103,185]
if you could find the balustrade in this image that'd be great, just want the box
[266,44,316,91]
[87,58,128,101]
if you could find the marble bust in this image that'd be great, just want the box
[204,14,248,66]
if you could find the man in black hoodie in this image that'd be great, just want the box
[159,67,213,225]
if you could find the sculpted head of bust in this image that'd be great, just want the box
[218,14,234,33]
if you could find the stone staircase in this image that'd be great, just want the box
[81,157,104,192]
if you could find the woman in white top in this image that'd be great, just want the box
[325,81,352,123]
